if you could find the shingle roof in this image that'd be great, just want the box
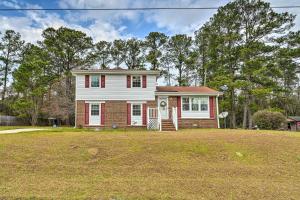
[156,86,221,95]
[72,68,160,75]
[288,116,300,121]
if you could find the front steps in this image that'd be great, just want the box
[161,119,176,131]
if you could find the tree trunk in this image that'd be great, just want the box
[230,89,236,128]
[65,74,72,126]
[242,99,248,129]
[1,62,9,100]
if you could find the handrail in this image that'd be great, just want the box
[157,106,162,131]
[172,107,178,130]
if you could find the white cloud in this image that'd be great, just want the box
[0,0,126,43]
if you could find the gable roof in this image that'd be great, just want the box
[72,68,160,75]
[156,86,222,95]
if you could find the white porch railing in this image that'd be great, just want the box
[172,107,178,130]
[147,107,161,131]
[157,107,162,131]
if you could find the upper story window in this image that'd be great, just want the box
[182,97,209,112]
[91,75,99,87]
[132,76,141,88]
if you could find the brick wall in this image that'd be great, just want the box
[76,100,157,128]
[105,101,128,128]
[76,100,85,127]
[179,119,217,128]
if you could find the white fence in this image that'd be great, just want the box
[0,115,27,126]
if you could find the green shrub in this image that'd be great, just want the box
[252,110,286,130]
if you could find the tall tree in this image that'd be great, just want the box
[236,0,294,128]
[111,39,126,68]
[12,45,50,125]
[41,27,94,125]
[166,34,193,86]
[94,41,112,69]
[145,32,168,70]
[124,38,145,69]
[0,30,24,100]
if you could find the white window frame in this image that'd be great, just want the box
[131,75,142,88]
[132,103,142,116]
[90,75,100,88]
[181,96,209,113]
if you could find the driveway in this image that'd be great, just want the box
[0,128,47,135]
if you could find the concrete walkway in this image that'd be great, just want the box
[0,128,47,134]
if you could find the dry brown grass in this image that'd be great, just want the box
[0,129,299,199]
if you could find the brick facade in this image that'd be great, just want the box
[76,100,157,128]
[76,100,85,127]
[76,97,218,129]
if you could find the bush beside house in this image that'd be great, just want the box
[253,110,286,130]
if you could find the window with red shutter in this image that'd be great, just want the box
[85,103,89,124]
[209,97,215,119]
[177,96,181,118]
[142,103,147,125]
[101,75,105,88]
[85,75,89,88]
[127,75,131,88]
[142,75,147,88]
[127,103,131,125]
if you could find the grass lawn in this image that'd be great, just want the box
[0,128,299,199]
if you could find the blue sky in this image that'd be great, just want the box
[0,0,300,42]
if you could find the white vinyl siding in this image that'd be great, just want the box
[76,74,156,101]
[181,96,210,119]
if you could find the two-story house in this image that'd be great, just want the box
[72,69,222,131]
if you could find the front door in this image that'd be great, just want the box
[89,103,101,125]
[158,97,168,119]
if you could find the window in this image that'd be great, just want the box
[182,97,190,111]
[200,98,208,111]
[132,104,141,116]
[182,97,209,112]
[91,104,99,116]
[91,75,99,87]
[191,98,199,111]
[132,76,141,88]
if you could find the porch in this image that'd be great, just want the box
[147,107,178,131]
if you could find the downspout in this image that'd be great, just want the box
[216,94,220,129]
[74,75,77,128]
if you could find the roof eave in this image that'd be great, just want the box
[155,91,223,96]
[71,70,160,76]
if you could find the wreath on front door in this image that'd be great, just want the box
[160,101,167,107]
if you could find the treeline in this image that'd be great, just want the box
[0,0,299,127]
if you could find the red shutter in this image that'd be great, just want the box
[127,75,131,88]
[85,75,89,88]
[127,103,131,125]
[101,75,105,88]
[101,103,105,125]
[142,75,147,88]
[142,103,147,125]
[177,96,181,118]
[209,96,215,119]
[84,103,89,124]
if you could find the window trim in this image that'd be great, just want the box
[90,75,100,88]
[181,96,209,113]
[131,103,142,116]
[131,75,142,88]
